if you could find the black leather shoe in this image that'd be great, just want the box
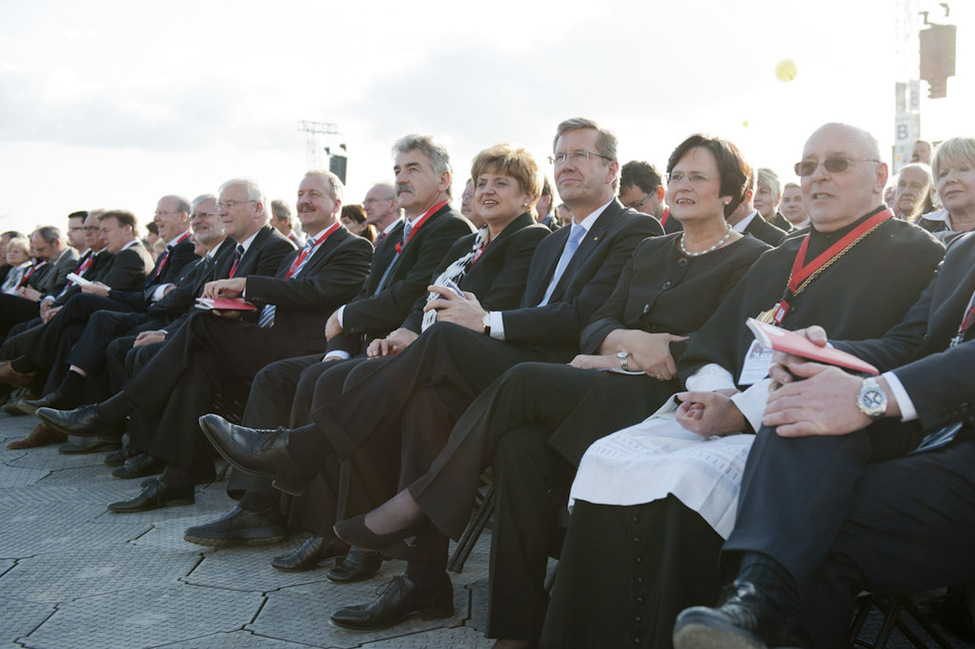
[198,414,315,496]
[58,435,121,455]
[333,513,422,551]
[15,392,65,416]
[111,452,164,479]
[673,581,806,649]
[107,477,194,513]
[329,574,453,630]
[103,446,133,467]
[271,535,349,571]
[37,405,115,437]
[327,547,383,583]
[184,505,288,547]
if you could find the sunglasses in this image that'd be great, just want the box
[794,157,880,177]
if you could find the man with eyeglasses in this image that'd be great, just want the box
[620,159,681,233]
[726,168,789,246]
[39,172,371,511]
[196,118,661,631]
[668,123,948,648]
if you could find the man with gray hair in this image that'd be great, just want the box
[271,199,304,247]
[0,225,78,335]
[891,162,934,222]
[40,171,372,514]
[198,117,662,631]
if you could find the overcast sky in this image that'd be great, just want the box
[1,0,972,236]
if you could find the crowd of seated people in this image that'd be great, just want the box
[4,118,975,649]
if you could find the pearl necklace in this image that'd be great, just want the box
[679,223,733,257]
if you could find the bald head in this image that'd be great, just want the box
[799,123,887,232]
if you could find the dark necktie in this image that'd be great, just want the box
[229,244,245,278]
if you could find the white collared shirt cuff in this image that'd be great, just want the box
[730,379,772,432]
[685,363,736,392]
[151,284,172,301]
[336,305,345,327]
[489,311,505,341]
[323,351,350,362]
[883,371,918,422]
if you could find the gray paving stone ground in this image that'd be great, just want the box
[1,410,972,648]
[0,414,492,649]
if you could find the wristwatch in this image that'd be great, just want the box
[856,377,888,420]
[616,351,629,371]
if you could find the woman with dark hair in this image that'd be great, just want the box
[332,134,770,648]
[341,203,376,242]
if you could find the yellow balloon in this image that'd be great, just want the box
[776,59,798,82]
[742,120,749,128]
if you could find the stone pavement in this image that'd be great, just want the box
[2,410,974,649]
[0,413,494,649]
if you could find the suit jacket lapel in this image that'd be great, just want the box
[547,201,622,302]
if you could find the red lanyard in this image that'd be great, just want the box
[769,209,892,324]
[395,201,447,254]
[660,208,670,227]
[286,222,339,277]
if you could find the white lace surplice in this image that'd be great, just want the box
[569,398,755,540]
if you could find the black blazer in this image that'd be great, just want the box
[109,236,201,310]
[769,211,795,233]
[97,241,156,293]
[401,213,551,333]
[216,225,298,281]
[743,212,788,246]
[830,233,975,434]
[501,199,663,360]
[329,205,474,354]
[145,238,237,324]
[246,225,372,355]
[36,248,80,296]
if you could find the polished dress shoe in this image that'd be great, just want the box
[107,477,194,513]
[103,446,133,467]
[6,423,67,449]
[15,392,65,416]
[58,436,121,455]
[0,361,34,388]
[329,573,453,630]
[184,505,288,547]
[333,513,422,551]
[37,405,110,437]
[327,547,383,583]
[271,535,348,571]
[673,581,806,649]
[111,452,165,479]
[198,414,314,496]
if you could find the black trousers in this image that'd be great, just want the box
[123,311,305,474]
[0,294,40,336]
[723,418,926,590]
[800,437,975,648]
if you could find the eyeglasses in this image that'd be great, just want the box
[667,172,713,186]
[625,192,654,209]
[217,200,257,210]
[794,157,880,177]
[548,150,613,165]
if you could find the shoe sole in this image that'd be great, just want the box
[184,533,286,548]
[328,604,455,631]
[107,496,195,513]
[674,623,767,649]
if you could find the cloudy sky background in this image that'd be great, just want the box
[1,0,972,235]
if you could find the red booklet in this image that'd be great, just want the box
[195,297,257,311]
[746,318,879,376]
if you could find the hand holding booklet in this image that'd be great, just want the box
[195,297,257,312]
[66,272,93,287]
[746,318,878,376]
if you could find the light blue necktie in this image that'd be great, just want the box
[258,238,316,328]
[539,224,585,306]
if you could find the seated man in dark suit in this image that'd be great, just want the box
[0,224,79,335]
[199,117,664,631]
[727,169,789,246]
[184,137,473,580]
[0,210,155,388]
[39,172,372,513]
